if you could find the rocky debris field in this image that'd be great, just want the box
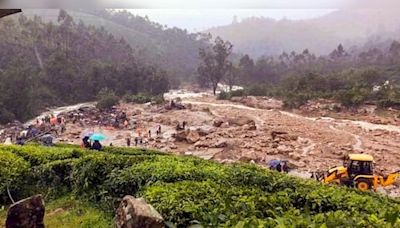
[2,92,400,195]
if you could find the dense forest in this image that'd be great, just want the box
[0,10,169,124]
[21,9,210,83]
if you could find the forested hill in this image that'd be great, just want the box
[21,9,210,83]
[0,10,169,124]
[206,9,400,57]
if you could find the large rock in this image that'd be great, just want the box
[228,116,255,126]
[194,140,210,148]
[277,145,293,154]
[186,131,200,144]
[115,196,164,228]
[196,126,215,136]
[214,139,228,148]
[172,130,188,142]
[213,119,224,127]
[6,195,45,228]
[288,152,302,161]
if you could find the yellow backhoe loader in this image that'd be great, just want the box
[313,154,400,191]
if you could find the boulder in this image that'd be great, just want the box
[214,139,228,148]
[228,116,255,126]
[277,145,293,154]
[288,152,302,161]
[6,195,45,228]
[186,131,200,144]
[213,119,224,127]
[220,122,230,128]
[194,140,210,148]
[196,126,215,136]
[115,196,164,228]
[243,123,257,131]
[172,130,188,142]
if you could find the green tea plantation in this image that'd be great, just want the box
[1,144,400,227]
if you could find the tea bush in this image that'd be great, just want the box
[0,144,399,227]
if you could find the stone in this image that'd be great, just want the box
[172,130,188,142]
[277,145,293,154]
[228,116,255,126]
[186,131,200,144]
[213,119,224,127]
[288,152,302,161]
[246,124,257,131]
[115,196,164,228]
[196,126,215,136]
[220,122,230,128]
[6,194,45,228]
[271,130,288,139]
[194,139,210,148]
[214,139,228,148]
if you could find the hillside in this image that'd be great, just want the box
[20,9,209,82]
[206,9,400,57]
[1,144,400,226]
[0,10,170,124]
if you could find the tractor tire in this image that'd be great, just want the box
[356,178,372,191]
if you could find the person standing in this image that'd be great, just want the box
[156,125,161,136]
[126,137,131,147]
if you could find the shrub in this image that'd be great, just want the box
[0,145,400,227]
[336,87,370,107]
[96,88,119,110]
[217,91,231,100]
[124,92,152,104]
[0,150,30,194]
[283,92,310,109]
[245,84,268,96]
[0,145,84,166]
[229,89,246,97]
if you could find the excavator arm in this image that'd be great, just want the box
[379,170,400,187]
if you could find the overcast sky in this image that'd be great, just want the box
[128,9,335,32]
[2,0,399,32]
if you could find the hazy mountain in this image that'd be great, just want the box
[206,9,400,57]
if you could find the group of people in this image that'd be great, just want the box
[4,114,66,146]
[81,136,102,151]
[125,125,162,147]
[37,114,66,135]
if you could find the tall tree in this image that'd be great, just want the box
[197,37,233,94]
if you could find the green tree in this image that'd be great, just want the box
[96,88,119,110]
[198,37,233,95]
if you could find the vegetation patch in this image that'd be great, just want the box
[0,144,399,227]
